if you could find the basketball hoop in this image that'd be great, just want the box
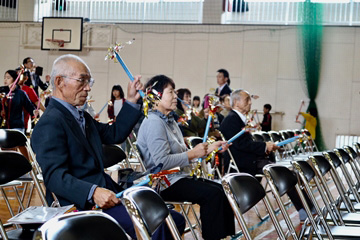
[45,39,65,48]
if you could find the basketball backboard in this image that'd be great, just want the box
[41,17,83,51]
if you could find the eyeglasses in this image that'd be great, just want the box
[62,76,95,88]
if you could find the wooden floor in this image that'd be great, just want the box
[0,178,316,240]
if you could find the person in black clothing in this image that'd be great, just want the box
[261,103,272,132]
[23,57,50,96]
[1,70,37,133]
[215,69,232,97]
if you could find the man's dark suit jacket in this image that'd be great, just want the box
[219,110,265,176]
[31,98,141,209]
[215,84,232,97]
[25,73,48,96]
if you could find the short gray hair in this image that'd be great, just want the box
[230,89,246,107]
[50,54,90,90]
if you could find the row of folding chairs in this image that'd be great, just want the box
[224,143,360,239]
[0,130,49,240]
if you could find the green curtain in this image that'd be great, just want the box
[299,0,326,150]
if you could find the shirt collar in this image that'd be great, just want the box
[52,97,82,120]
[150,110,175,124]
[219,83,227,91]
[233,109,247,124]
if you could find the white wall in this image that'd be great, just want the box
[0,22,359,149]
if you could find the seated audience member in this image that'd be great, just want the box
[219,89,314,222]
[215,69,232,97]
[31,55,185,239]
[261,103,272,132]
[175,88,207,137]
[137,75,235,240]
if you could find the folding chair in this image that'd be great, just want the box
[295,159,360,226]
[264,164,360,240]
[324,151,360,203]
[0,129,47,207]
[0,151,34,240]
[33,211,128,240]
[122,186,182,240]
[128,135,201,239]
[221,173,285,239]
[102,144,130,181]
[310,155,360,213]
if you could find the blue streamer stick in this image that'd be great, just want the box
[178,98,191,109]
[97,102,108,115]
[218,129,246,151]
[114,52,145,98]
[276,136,300,147]
[198,115,212,164]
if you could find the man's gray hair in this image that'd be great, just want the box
[50,54,90,90]
[230,88,250,107]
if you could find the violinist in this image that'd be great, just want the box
[1,70,37,133]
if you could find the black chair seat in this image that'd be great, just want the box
[0,151,32,185]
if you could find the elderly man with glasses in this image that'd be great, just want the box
[31,54,185,239]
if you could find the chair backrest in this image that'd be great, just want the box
[0,151,32,185]
[270,132,283,142]
[262,132,272,142]
[186,137,203,149]
[287,130,295,138]
[311,155,331,176]
[102,144,127,168]
[295,160,315,182]
[122,186,172,238]
[252,133,265,142]
[294,129,301,136]
[325,151,342,168]
[34,211,128,240]
[345,146,358,160]
[223,173,265,214]
[0,129,27,148]
[281,131,290,140]
[263,164,297,196]
[335,148,351,164]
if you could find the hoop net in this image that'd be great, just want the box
[45,39,65,48]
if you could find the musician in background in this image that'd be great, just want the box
[23,57,50,96]
[107,84,125,122]
[1,70,37,133]
[31,55,185,239]
[20,71,45,132]
[215,69,232,97]
[261,103,272,132]
[175,88,207,137]
[137,75,235,240]
[192,95,201,113]
[299,108,317,140]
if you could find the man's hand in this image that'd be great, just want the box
[93,187,120,209]
[265,142,279,153]
[187,143,208,160]
[127,75,143,104]
[45,75,50,83]
[33,109,39,118]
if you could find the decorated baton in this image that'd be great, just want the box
[106,40,154,117]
